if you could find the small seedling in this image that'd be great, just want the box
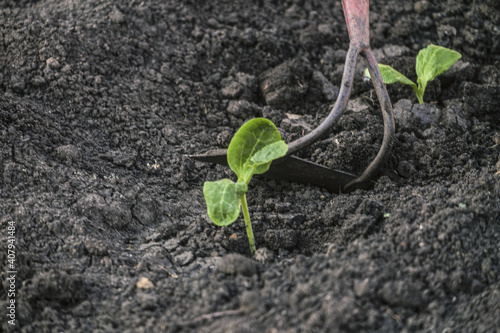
[203,118,288,255]
[365,44,461,104]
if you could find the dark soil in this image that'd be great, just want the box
[1,0,499,332]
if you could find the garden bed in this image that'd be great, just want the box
[1,0,499,332]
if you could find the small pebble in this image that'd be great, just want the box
[136,277,154,289]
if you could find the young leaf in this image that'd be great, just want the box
[250,140,288,170]
[227,118,286,183]
[365,64,416,87]
[364,65,419,103]
[416,44,461,103]
[203,179,241,226]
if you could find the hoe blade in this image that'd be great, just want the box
[189,150,371,193]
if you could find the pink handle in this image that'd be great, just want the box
[341,0,369,46]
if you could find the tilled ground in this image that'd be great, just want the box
[0,0,499,332]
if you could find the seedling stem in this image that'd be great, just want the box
[240,194,256,255]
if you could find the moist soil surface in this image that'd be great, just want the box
[1,0,499,332]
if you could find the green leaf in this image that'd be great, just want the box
[365,64,416,87]
[416,44,461,102]
[249,140,288,172]
[227,118,287,183]
[203,179,241,226]
[365,64,420,103]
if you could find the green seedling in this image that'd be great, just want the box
[203,118,288,255]
[365,44,461,104]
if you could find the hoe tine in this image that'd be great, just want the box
[287,0,394,190]
[342,0,395,190]
[345,48,395,191]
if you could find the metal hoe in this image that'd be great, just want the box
[190,0,395,193]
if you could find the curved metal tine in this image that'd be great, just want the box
[339,0,395,190]
[344,48,395,191]
[286,44,360,155]
[287,0,369,156]
[290,0,395,191]
[193,42,362,162]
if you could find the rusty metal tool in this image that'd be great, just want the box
[190,0,395,193]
